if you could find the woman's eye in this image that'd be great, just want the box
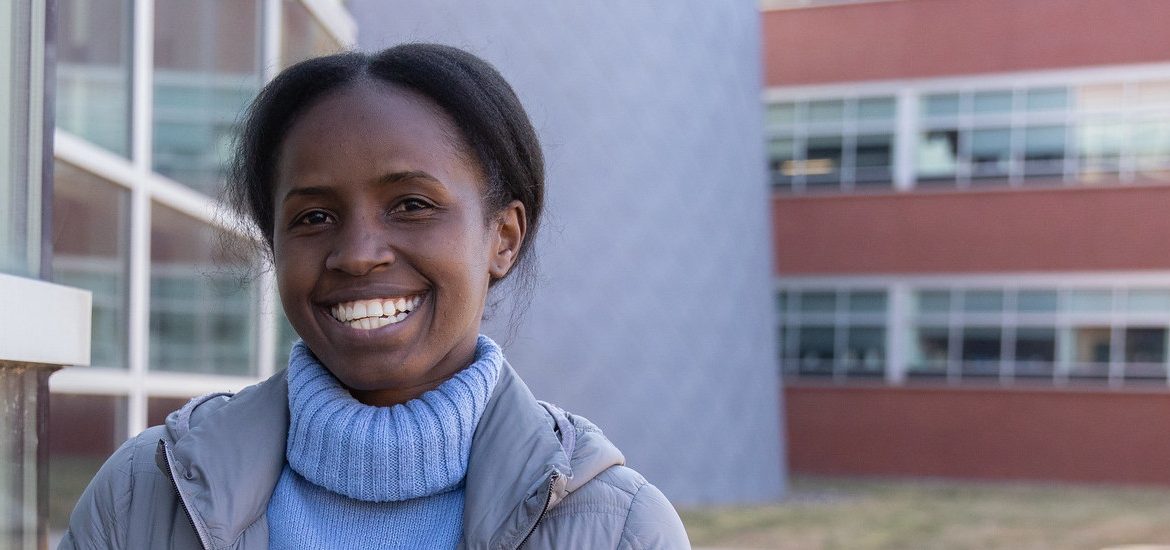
[297,211,334,225]
[390,198,433,214]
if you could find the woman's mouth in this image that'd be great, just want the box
[329,294,424,330]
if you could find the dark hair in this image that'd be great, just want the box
[226,43,544,293]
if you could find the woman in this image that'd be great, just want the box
[60,44,690,549]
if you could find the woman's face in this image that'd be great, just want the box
[272,80,524,406]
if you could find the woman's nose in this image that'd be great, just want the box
[324,216,395,276]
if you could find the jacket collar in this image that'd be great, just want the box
[461,361,625,548]
[160,360,625,550]
[163,370,289,549]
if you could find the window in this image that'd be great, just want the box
[769,72,1170,193]
[767,97,896,192]
[779,289,887,379]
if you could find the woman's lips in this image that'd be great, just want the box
[329,293,424,330]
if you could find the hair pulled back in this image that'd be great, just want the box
[227,43,544,288]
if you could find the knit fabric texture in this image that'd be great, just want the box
[267,335,503,549]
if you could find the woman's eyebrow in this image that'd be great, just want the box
[281,186,334,204]
[379,170,441,185]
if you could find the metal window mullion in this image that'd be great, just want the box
[126,0,156,437]
[894,88,917,191]
[1001,289,1017,384]
[886,283,909,385]
[1109,288,1125,388]
[947,289,961,385]
[833,290,848,382]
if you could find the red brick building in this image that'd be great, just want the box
[766,0,1170,484]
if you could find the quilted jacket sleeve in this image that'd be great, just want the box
[617,482,690,550]
[57,433,141,549]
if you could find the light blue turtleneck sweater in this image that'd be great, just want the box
[267,336,503,549]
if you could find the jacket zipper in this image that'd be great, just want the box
[158,440,212,550]
[514,472,558,550]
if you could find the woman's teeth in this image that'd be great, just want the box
[330,295,423,329]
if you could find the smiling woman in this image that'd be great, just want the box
[59,44,690,550]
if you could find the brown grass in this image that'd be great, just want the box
[679,476,1170,550]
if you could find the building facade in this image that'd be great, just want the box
[766,0,1170,483]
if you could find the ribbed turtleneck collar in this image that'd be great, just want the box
[284,335,502,502]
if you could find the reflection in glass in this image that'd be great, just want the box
[48,394,127,532]
[51,162,130,369]
[57,0,132,155]
[1124,327,1166,368]
[799,291,837,314]
[1017,290,1058,313]
[149,203,256,375]
[962,290,1003,313]
[1068,289,1113,312]
[1126,289,1170,312]
[1133,118,1170,181]
[153,0,263,193]
[1023,125,1066,178]
[1077,84,1126,111]
[916,290,951,314]
[923,93,960,117]
[973,90,1012,114]
[1079,120,1125,181]
[807,100,844,122]
[857,97,895,121]
[970,128,1011,179]
[1025,87,1068,111]
[281,0,344,68]
[847,291,887,313]
[766,102,797,127]
[1135,80,1170,106]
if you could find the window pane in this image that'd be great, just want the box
[916,290,951,314]
[962,290,1003,313]
[1068,289,1113,312]
[150,204,257,375]
[1126,289,1170,312]
[970,128,1012,179]
[1025,87,1068,112]
[1023,125,1067,178]
[973,90,1012,114]
[48,394,127,533]
[766,102,797,127]
[848,291,887,313]
[51,162,130,369]
[845,326,885,375]
[153,0,263,193]
[797,326,835,374]
[857,97,895,121]
[1,1,42,277]
[1135,80,1170,107]
[917,130,959,182]
[281,0,343,67]
[1077,84,1126,111]
[807,100,844,122]
[911,326,949,374]
[854,134,893,185]
[1133,118,1170,181]
[961,326,1002,377]
[1071,326,1111,378]
[1079,120,1125,180]
[1015,327,1056,378]
[923,93,960,117]
[768,137,797,188]
[1124,327,1167,380]
[57,0,132,156]
[804,135,844,188]
[1017,290,1058,313]
[799,291,837,313]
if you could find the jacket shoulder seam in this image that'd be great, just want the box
[617,481,653,549]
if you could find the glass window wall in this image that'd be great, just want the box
[57,0,132,156]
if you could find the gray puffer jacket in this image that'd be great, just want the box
[59,363,690,549]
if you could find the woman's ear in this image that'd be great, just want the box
[489,200,527,280]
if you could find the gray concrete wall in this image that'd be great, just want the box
[349,0,785,505]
